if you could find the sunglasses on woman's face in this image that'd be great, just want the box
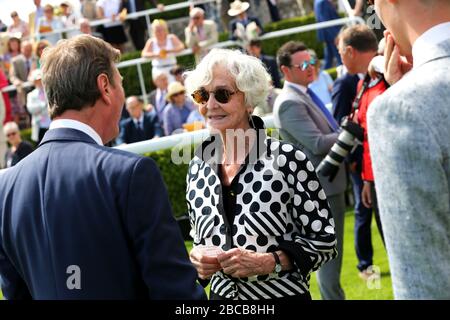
[191,87,236,104]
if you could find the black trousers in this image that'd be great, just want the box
[128,19,146,50]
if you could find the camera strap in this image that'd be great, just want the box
[351,73,372,116]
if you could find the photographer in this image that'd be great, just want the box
[335,25,387,281]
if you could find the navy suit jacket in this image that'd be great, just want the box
[261,54,282,89]
[314,0,341,42]
[331,72,362,167]
[117,112,163,144]
[0,128,206,300]
[331,72,359,124]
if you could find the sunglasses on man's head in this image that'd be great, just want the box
[191,87,236,105]
[291,58,317,71]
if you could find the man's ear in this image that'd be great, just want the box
[280,64,289,76]
[97,73,111,104]
[347,46,355,57]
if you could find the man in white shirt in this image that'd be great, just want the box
[273,41,346,300]
[367,0,450,299]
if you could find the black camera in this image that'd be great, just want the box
[316,117,364,182]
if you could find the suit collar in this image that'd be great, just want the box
[283,82,337,132]
[413,24,450,69]
[39,128,100,147]
[284,81,308,95]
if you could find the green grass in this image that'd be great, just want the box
[0,210,391,300]
[187,209,393,300]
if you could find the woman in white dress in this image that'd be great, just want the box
[141,19,184,82]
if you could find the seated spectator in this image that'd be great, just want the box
[184,103,206,131]
[147,70,169,127]
[169,64,185,85]
[8,40,34,127]
[184,7,218,65]
[60,1,79,38]
[80,0,98,20]
[142,19,184,82]
[9,40,34,84]
[163,81,193,135]
[26,69,51,143]
[30,40,50,72]
[96,0,128,52]
[308,49,334,109]
[1,37,21,74]
[0,93,5,169]
[246,39,282,89]
[3,122,34,168]
[79,18,103,38]
[0,69,13,125]
[117,96,163,144]
[227,0,263,42]
[37,4,64,45]
[7,11,30,39]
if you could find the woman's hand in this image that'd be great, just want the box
[189,246,222,279]
[217,248,274,278]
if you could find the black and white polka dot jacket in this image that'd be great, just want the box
[186,126,337,300]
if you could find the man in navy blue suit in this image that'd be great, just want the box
[247,39,282,89]
[314,0,342,69]
[117,96,163,144]
[0,35,206,300]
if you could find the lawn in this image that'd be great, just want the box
[186,209,393,300]
[0,210,392,300]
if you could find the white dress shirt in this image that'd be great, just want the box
[284,80,308,94]
[49,119,103,145]
[412,22,450,69]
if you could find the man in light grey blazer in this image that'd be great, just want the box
[367,0,450,299]
[273,41,347,300]
[184,7,218,65]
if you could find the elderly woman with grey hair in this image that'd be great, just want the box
[185,48,337,300]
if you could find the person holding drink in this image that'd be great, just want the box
[141,19,184,82]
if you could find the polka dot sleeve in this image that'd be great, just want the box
[277,142,338,275]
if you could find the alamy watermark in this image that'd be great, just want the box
[66,265,81,290]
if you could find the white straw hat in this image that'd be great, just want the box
[227,0,250,17]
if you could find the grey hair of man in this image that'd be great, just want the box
[40,34,121,119]
[184,48,272,110]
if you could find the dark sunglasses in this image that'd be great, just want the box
[191,87,236,104]
[291,57,316,71]
[6,131,18,137]
[367,0,374,5]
